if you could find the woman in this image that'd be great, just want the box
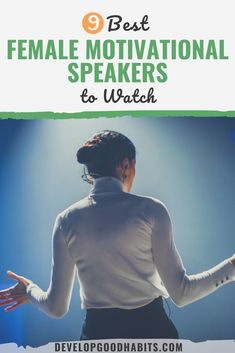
[0,130,235,340]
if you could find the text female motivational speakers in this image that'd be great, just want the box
[0,130,235,340]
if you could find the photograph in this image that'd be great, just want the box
[0,116,234,347]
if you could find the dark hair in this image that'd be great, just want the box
[76,130,136,182]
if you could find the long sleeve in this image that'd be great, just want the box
[26,214,76,318]
[150,199,235,307]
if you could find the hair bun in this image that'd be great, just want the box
[76,146,95,164]
[76,131,136,179]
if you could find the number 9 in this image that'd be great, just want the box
[88,15,99,31]
[82,12,104,34]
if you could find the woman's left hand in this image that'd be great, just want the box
[0,271,31,312]
[230,254,235,267]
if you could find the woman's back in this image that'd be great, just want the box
[60,176,168,309]
[3,130,234,340]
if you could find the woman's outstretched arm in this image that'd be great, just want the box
[25,213,76,317]
[0,214,76,318]
[150,199,235,307]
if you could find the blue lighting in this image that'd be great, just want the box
[0,117,235,346]
[230,131,235,140]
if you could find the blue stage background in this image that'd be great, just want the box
[0,117,234,346]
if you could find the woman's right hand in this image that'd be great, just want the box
[0,271,31,312]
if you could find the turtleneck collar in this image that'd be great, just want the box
[89,176,124,195]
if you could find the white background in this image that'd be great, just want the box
[0,0,234,112]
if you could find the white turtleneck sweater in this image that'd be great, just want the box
[26,177,235,317]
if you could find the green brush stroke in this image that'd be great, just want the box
[0,110,235,119]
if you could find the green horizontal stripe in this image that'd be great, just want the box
[0,110,235,119]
